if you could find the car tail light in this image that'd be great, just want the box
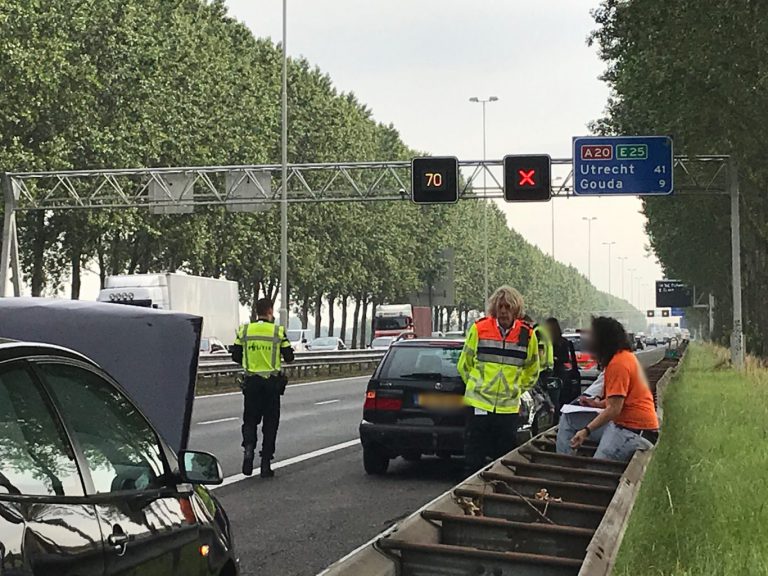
[363,390,402,411]
[377,397,403,411]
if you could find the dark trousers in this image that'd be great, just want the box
[559,376,581,407]
[241,376,281,460]
[464,410,520,474]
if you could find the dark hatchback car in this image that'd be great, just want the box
[0,341,237,576]
[359,339,554,474]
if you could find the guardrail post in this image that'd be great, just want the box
[729,161,744,369]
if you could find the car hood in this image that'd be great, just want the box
[0,298,201,453]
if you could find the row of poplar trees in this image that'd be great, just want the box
[0,0,643,346]
[591,0,768,355]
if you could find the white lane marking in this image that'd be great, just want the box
[213,439,359,490]
[315,399,340,406]
[198,375,368,399]
[289,377,367,390]
[197,417,239,426]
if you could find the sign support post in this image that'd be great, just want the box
[729,161,744,369]
[0,175,21,297]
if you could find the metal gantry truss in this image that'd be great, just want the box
[0,154,743,367]
[3,155,730,212]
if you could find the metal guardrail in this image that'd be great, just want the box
[198,349,386,380]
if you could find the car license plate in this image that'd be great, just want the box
[417,393,464,409]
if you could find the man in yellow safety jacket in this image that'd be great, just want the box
[232,298,294,478]
[458,286,540,474]
[525,315,554,375]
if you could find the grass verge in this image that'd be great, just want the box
[615,343,768,576]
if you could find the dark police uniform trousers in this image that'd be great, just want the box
[241,375,283,459]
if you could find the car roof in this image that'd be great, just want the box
[0,340,98,366]
[391,338,464,348]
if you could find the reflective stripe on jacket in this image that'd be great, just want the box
[235,321,287,376]
[457,317,540,414]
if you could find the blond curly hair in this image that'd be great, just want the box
[486,285,524,319]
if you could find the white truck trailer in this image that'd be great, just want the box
[97,273,240,344]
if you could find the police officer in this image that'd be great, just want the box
[457,286,540,474]
[232,298,294,478]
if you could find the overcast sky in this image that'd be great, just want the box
[224,0,665,313]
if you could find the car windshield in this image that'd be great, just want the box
[311,337,337,347]
[374,317,410,331]
[371,337,394,347]
[199,338,210,352]
[379,345,462,381]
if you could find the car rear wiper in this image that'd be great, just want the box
[397,372,444,380]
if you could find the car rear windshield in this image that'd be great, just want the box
[565,336,583,351]
[371,337,393,347]
[375,317,410,331]
[379,345,462,380]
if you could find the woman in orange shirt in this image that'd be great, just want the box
[570,317,659,461]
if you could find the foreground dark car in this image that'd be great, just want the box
[0,341,238,576]
[359,339,554,474]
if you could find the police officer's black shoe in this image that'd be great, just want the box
[242,446,255,476]
[260,458,274,478]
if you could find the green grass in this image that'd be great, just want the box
[615,343,768,576]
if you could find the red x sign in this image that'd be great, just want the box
[518,169,536,187]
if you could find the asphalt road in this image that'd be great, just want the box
[187,345,667,576]
[189,376,366,478]
[188,375,463,576]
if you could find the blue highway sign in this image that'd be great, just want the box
[573,135,673,196]
[671,307,686,317]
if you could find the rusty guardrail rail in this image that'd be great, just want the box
[318,343,687,576]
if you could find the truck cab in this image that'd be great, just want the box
[373,304,414,338]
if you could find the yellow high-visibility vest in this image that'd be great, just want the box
[533,324,554,373]
[457,317,540,414]
[235,321,289,376]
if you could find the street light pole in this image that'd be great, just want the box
[470,96,498,304]
[550,176,563,259]
[602,241,616,294]
[628,267,636,306]
[279,0,289,328]
[582,217,598,282]
[618,256,628,298]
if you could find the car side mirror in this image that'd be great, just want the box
[302,338,307,344]
[179,450,223,486]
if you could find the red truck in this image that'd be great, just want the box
[373,304,432,339]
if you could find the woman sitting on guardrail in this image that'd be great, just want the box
[569,317,659,461]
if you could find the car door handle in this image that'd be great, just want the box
[108,532,129,547]
[108,529,130,556]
